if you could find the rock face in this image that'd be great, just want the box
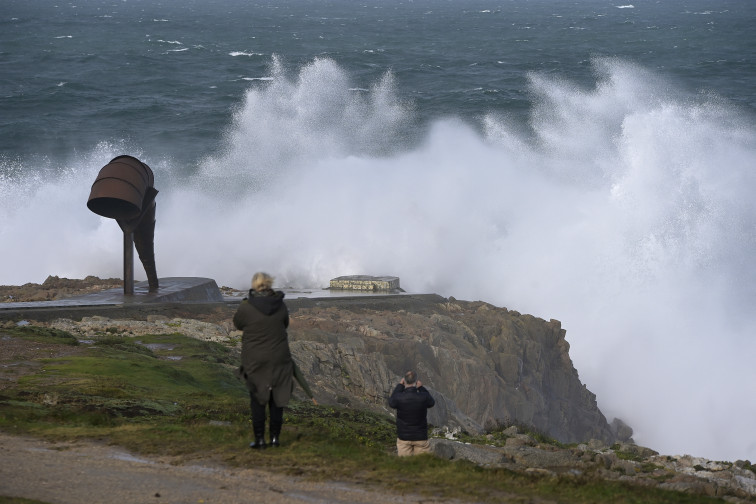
[5,285,614,445]
[285,295,614,444]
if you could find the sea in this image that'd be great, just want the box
[2,0,755,463]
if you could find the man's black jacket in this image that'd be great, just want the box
[388,384,436,441]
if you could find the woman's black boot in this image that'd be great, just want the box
[270,400,283,447]
[250,395,267,449]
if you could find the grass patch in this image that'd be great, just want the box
[3,325,79,345]
[0,326,731,504]
[2,330,244,438]
[0,497,50,504]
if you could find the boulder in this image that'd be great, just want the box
[610,417,634,442]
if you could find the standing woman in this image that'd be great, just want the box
[234,272,294,449]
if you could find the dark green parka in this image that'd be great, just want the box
[233,289,294,407]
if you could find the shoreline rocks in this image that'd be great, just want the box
[430,430,756,501]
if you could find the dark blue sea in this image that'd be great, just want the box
[2,0,755,462]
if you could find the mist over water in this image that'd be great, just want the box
[2,57,755,462]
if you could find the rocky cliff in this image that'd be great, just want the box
[285,294,615,444]
[1,279,617,445]
[6,280,756,500]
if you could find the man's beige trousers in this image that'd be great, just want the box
[396,438,431,456]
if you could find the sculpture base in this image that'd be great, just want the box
[0,277,223,309]
[81,277,224,304]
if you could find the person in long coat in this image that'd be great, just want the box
[233,272,294,449]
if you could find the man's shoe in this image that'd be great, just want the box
[249,438,267,449]
[270,436,280,447]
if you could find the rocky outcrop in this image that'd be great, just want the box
[284,295,614,444]
[430,429,756,502]
[5,279,754,501]
[22,290,613,444]
[0,275,122,303]
[49,315,235,344]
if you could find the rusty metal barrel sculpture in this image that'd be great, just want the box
[87,155,159,294]
[87,155,155,220]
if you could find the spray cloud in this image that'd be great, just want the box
[1,57,754,462]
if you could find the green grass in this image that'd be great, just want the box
[4,324,80,345]
[0,498,50,504]
[0,326,737,504]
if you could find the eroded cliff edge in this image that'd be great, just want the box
[285,294,615,444]
[1,284,616,445]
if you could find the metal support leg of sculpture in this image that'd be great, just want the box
[133,201,158,292]
[124,231,135,295]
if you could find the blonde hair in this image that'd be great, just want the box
[251,272,274,291]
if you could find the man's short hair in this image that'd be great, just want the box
[404,370,417,385]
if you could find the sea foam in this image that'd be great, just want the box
[1,57,754,463]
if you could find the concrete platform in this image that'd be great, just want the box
[329,275,401,292]
[224,287,408,301]
[0,277,224,310]
[0,277,416,324]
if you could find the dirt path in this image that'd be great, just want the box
[0,432,452,504]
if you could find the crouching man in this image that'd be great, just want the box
[388,370,436,456]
